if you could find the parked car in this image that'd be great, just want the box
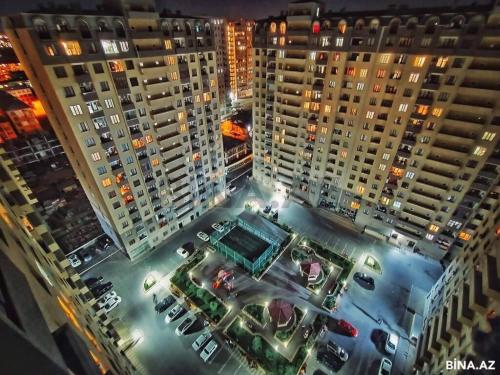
[354,272,374,285]
[385,333,399,355]
[84,276,103,288]
[192,332,212,351]
[338,319,359,337]
[327,340,349,362]
[165,304,185,323]
[177,247,190,258]
[99,296,121,313]
[155,295,176,313]
[200,339,218,363]
[175,316,195,336]
[98,291,117,303]
[262,205,272,214]
[81,252,93,263]
[197,232,210,242]
[270,207,278,216]
[228,184,236,193]
[68,254,81,268]
[378,358,392,375]
[211,223,224,232]
[91,282,113,298]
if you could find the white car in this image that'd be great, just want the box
[192,332,212,351]
[385,333,399,355]
[197,232,209,242]
[378,358,392,375]
[200,339,218,363]
[165,304,185,323]
[98,291,117,303]
[100,296,121,313]
[211,223,224,233]
[176,247,189,258]
[68,254,82,268]
[175,316,195,336]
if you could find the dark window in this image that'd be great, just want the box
[129,77,139,87]
[53,66,67,78]
[64,86,75,97]
[93,63,104,73]
[100,81,110,92]
[125,60,134,70]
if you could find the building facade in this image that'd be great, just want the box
[0,91,42,135]
[253,1,500,258]
[5,0,226,260]
[414,180,499,374]
[0,147,135,374]
[210,17,231,118]
[227,19,254,99]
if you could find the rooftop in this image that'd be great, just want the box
[0,91,29,111]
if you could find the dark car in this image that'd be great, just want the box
[92,282,113,298]
[155,295,176,313]
[263,205,272,214]
[84,276,103,288]
[355,272,374,285]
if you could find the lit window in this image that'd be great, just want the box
[145,135,153,143]
[164,39,173,49]
[432,107,443,117]
[380,197,390,205]
[340,150,348,158]
[335,37,344,47]
[102,178,112,187]
[393,201,401,208]
[473,146,487,156]
[366,111,374,119]
[416,105,429,115]
[360,68,368,78]
[373,84,381,93]
[320,126,327,134]
[61,41,82,56]
[338,21,347,34]
[436,56,448,68]
[351,201,360,210]
[45,44,58,56]
[429,224,440,232]
[379,54,390,64]
[414,56,426,67]
[279,36,285,46]
[303,102,310,110]
[482,131,496,141]
[151,158,160,166]
[166,56,175,65]
[357,186,365,194]
[356,82,364,91]
[104,98,114,109]
[110,114,120,124]
[378,164,386,171]
[119,41,129,52]
[170,71,178,80]
[324,105,331,113]
[279,22,286,34]
[69,104,83,116]
[270,22,276,33]
[382,153,390,160]
[179,123,187,132]
[203,92,211,101]
[91,152,101,161]
[376,69,386,78]
[405,171,415,179]
[425,233,434,240]
[398,103,408,112]
[458,231,472,241]
[100,40,119,54]
[408,73,420,83]
[178,112,185,121]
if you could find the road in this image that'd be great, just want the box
[84,180,442,375]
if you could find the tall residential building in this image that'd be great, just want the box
[0,147,135,374]
[253,1,500,259]
[5,0,226,261]
[227,19,254,99]
[414,181,499,374]
[0,91,42,135]
[210,17,231,117]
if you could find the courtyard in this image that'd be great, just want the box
[82,180,443,375]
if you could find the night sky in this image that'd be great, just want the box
[0,0,492,19]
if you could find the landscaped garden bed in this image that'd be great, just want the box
[243,304,265,325]
[308,240,354,283]
[170,253,227,323]
[227,317,310,375]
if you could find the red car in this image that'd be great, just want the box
[338,319,359,337]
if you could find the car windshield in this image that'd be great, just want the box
[388,341,395,348]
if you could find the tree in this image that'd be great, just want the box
[251,336,262,353]
[265,347,275,361]
[196,287,205,300]
[209,301,219,313]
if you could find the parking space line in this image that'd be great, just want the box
[217,348,236,374]
[79,249,120,275]
[233,362,243,375]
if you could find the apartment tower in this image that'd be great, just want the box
[252,1,500,258]
[210,17,231,118]
[5,0,226,260]
[227,19,255,99]
[0,148,135,374]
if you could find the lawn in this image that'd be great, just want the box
[227,318,309,375]
[170,253,227,323]
[244,304,265,325]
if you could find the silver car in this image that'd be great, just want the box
[200,339,218,363]
[192,332,212,351]
[175,316,195,336]
[164,304,185,323]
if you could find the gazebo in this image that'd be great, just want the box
[267,299,294,328]
[300,261,321,282]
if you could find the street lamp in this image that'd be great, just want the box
[131,329,144,345]
[204,250,209,258]
[302,241,307,247]
[201,282,206,289]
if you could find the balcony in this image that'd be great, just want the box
[445,296,462,338]
[416,178,449,192]
[402,208,431,221]
[406,198,436,212]
[445,111,487,125]
[426,154,462,168]
[485,254,500,299]
[460,80,500,91]
[458,283,475,326]
[411,189,442,202]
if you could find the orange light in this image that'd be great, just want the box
[31,100,47,118]
[221,120,247,141]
